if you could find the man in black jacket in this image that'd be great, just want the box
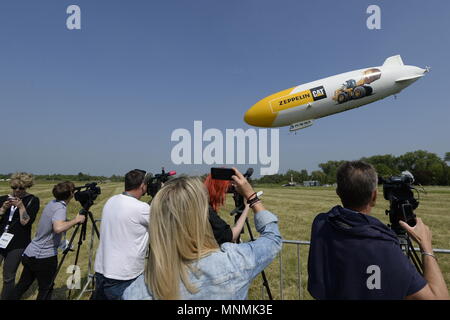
[308,161,449,300]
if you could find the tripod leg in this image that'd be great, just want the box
[77,274,93,300]
[77,216,98,300]
[67,222,86,299]
[45,223,81,300]
[408,250,423,275]
[88,211,100,239]
[245,219,273,300]
[407,237,423,275]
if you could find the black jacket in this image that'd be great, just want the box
[0,194,40,251]
[307,205,426,299]
[208,206,232,245]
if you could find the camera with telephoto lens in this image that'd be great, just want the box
[379,171,419,235]
[74,182,101,210]
[145,168,176,198]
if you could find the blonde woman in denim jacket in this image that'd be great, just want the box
[123,168,282,300]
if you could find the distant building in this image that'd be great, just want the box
[303,180,320,187]
[282,174,297,187]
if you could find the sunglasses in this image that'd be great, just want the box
[11,186,26,190]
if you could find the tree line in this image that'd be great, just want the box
[1,151,449,186]
[255,150,450,186]
[0,172,124,182]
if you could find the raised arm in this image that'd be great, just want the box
[402,219,449,300]
[53,213,86,234]
[231,204,250,243]
[10,197,40,226]
[230,168,283,278]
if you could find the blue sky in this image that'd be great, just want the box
[1,0,449,177]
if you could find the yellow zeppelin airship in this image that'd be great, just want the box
[244,55,428,131]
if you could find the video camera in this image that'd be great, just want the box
[145,168,176,198]
[379,171,419,235]
[74,182,101,210]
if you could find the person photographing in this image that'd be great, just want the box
[204,174,249,244]
[93,169,150,300]
[14,181,85,300]
[0,172,40,300]
[123,168,282,300]
[307,161,449,300]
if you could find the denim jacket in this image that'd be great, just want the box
[122,210,282,300]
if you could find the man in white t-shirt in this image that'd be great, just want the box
[92,169,150,300]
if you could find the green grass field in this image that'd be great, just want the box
[0,181,449,300]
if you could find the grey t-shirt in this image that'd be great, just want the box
[24,200,67,259]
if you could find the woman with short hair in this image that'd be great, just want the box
[14,181,85,300]
[0,172,40,300]
[123,168,282,300]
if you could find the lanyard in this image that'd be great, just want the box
[122,192,138,199]
[5,206,17,233]
[8,206,17,222]
[3,197,34,233]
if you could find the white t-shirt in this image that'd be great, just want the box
[94,194,150,280]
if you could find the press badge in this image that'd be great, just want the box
[0,233,14,249]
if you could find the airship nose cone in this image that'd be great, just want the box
[244,101,276,127]
[244,105,259,126]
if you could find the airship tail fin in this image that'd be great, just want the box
[383,55,404,67]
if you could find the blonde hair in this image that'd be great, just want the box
[145,176,219,299]
[10,172,34,189]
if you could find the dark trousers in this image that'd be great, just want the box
[0,248,25,300]
[15,255,57,300]
[92,272,137,300]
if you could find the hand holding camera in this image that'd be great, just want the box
[210,167,255,199]
[230,168,255,200]
[9,197,24,210]
[400,218,433,253]
[1,197,15,213]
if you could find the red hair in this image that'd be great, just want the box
[204,174,231,212]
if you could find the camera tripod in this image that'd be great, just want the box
[398,233,423,275]
[386,199,424,275]
[75,217,100,300]
[228,168,273,300]
[232,204,273,300]
[45,203,100,300]
[241,215,273,300]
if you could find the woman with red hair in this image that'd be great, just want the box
[204,174,249,245]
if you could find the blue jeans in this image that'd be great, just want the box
[92,272,138,300]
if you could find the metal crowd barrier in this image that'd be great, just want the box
[265,240,450,300]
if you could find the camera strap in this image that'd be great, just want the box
[56,200,67,206]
